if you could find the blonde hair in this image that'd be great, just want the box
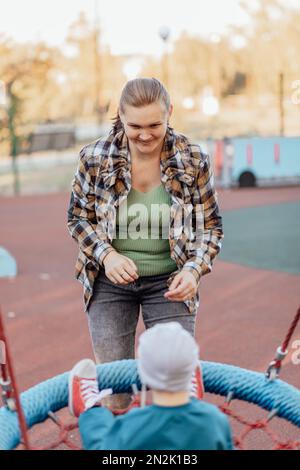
[112,78,170,132]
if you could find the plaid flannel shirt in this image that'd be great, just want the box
[67,126,223,314]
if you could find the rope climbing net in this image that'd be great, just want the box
[0,307,299,451]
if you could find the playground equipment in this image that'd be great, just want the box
[0,306,299,450]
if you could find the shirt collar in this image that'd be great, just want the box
[101,126,196,196]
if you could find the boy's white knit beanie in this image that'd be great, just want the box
[137,322,199,392]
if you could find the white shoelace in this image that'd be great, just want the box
[190,372,198,397]
[80,379,113,410]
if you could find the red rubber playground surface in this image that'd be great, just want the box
[0,186,300,449]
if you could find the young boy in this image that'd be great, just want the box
[68,322,233,450]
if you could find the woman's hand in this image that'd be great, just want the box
[164,270,198,302]
[103,251,139,285]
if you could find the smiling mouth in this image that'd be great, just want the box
[138,140,153,144]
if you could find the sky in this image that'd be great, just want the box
[0,0,252,56]
[0,0,298,57]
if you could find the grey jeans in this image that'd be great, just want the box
[87,268,197,363]
[87,268,197,408]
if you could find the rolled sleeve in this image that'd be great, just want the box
[67,147,115,266]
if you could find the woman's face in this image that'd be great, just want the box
[120,101,173,156]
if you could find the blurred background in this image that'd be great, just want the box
[0,0,300,449]
[0,0,300,195]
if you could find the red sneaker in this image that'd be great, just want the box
[190,364,204,400]
[68,359,112,417]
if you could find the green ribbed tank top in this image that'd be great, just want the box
[111,183,178,276]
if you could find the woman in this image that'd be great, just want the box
[67,77,223,408]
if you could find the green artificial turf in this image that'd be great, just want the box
[219,202,300,275]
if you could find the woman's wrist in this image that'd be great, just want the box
[102,249,118,267]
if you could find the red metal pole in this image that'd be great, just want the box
[0,307,31,449]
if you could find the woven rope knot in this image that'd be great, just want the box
[252,421,267,430]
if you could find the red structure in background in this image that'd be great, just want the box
[274,143,280,165]
[213,140,224,178]
[246,144,253,166]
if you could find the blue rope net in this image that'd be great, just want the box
[0,360,300,450]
